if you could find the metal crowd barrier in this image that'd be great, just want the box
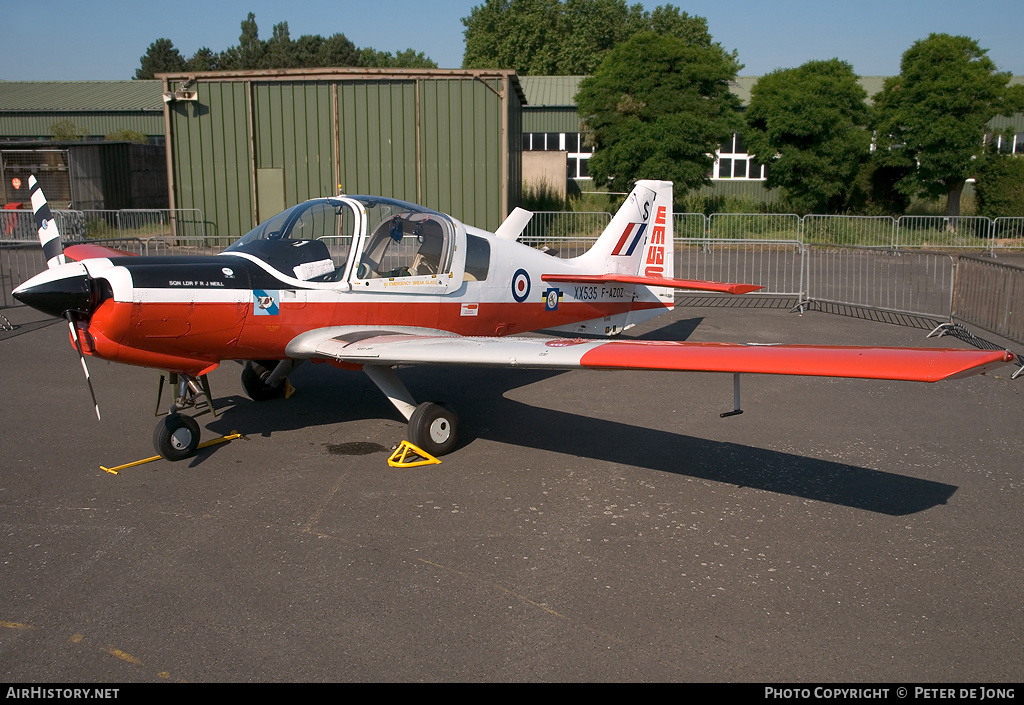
[803,246,956,321]
[1,208,206,242]
[679,239,804,297]
[520,211,611,250]
[952,256,1024,346]
[0,241,46,308]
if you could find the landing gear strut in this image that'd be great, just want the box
[241,359,298,401]
[363,364,461,456]
[152,372,216,461]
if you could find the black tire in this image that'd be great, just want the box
[241,360,285,401]
[153,414,201,461]
[406,402,458,457]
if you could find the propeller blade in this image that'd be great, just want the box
[29,175,65,269]
[66,316,101,421]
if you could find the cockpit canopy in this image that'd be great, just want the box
[223,196,466,291]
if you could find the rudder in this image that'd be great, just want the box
[573,180,673,279]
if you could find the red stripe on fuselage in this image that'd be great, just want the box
[84,297,671,372]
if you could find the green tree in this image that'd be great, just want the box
[359,48,438,69]
[873,33,1021,220]
[744,59,872,214]
[575,32,742,194]
[105,128,150,144]
[50,119,84,141]
[318,33,361,67]
[218,12,266,70]
[135,38,187,79]
[292,35,324,67]
[236,11,266,68]
[186,47,220,72]
[461,0,711,75]
[975,148,1024,218]
[136,14,436,76]
[462,0,561,74]
[264,21,298,69]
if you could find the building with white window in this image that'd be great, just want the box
[520,74,1024,199]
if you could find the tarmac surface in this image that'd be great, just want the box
[1,300,1022,682]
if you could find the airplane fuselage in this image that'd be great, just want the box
[69,233,673,377]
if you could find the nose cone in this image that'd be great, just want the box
[12,263,92,319]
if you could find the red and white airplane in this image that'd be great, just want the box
[13,176,1015,461]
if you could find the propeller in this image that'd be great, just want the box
[28,175,66,269]
[15,175,100,420]
[66,314,101,421]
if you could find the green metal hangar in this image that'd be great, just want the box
[158,68,525,238]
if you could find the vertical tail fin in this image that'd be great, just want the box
[29,176,65,269]
[572,180,673,279]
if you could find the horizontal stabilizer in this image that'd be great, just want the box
[542,272,763,295]
[64,243,139,261]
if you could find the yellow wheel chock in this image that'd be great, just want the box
[388,441,442,468]
[101,432,243,474]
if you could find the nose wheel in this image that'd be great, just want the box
[153,413,201,461]
[151,371,217,461]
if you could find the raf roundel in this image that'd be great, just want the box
[511,268,531,302]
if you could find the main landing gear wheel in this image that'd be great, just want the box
[153,413,201,461]
[242,360,286,401]
[407,402,458,457]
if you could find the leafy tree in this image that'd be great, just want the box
[575,32,742,194]
[975,148,1024,218]
[264,21,298,69]
[50,119,85,141]
[186,48,220,72]
[136,13,436,76]
[744,59,872,214]
[135,38,187,79]
[462,0,712,75]
[852,160,913,216]
[319,33,361,67]
[104,128,150,143]
[462,0,561,74]
[359,48,438,69]
[236,11,266,69]
[873,33,1022,220]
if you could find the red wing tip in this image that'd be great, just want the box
[723,283,764,294]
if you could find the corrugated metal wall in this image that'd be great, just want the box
[254,82,335,205]
[168,82,254,241]
[164,70,522,239]
[0,111,163,140]
[337,81,418,202]
[522,107,580,134]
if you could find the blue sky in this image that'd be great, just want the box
[2,0,1022,81]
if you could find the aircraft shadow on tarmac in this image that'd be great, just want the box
[205,357,956,518]
[9,313,956,515]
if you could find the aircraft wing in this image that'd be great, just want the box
[542,273,763,295]
[286,328,1015,383]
